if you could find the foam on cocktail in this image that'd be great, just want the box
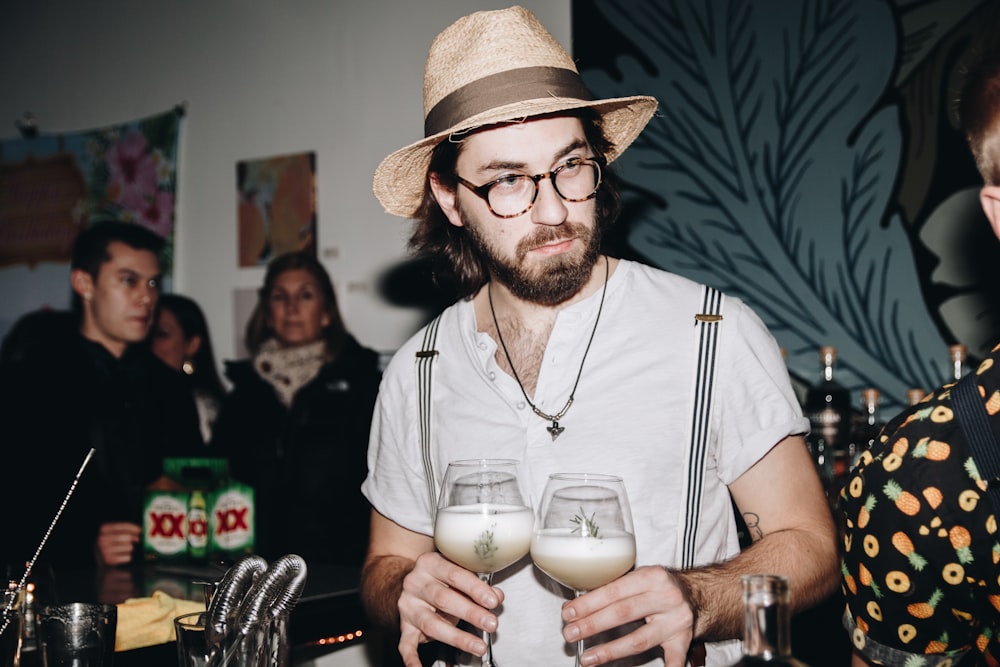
[530,528,636,591]
[435,503,534,573]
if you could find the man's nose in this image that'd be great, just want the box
[531,177,568,226]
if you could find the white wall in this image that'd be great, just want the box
[0,0,571,361]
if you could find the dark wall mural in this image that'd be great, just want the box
[575,0,999,415]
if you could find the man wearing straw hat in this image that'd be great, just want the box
[361,7,837,666]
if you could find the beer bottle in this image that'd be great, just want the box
[187,490,208,563]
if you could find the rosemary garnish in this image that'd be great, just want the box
[474,525,498,561]
[571,506,600,538]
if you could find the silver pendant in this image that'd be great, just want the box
[547,421,565,440]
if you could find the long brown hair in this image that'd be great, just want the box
[408,110,622,299]
[157,293,226,401]
[244,252,346,358]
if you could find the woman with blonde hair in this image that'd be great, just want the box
[211,251,381,565]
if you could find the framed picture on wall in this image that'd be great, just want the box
[236,150,316,267]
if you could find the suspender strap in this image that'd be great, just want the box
[416,315,443,519]
[680,286,724,568]
[952,372,1000,513]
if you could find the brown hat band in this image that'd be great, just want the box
[424,66,596,137]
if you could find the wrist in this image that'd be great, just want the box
[665,567,700,637]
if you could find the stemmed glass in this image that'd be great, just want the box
[434,459,533,667]
[531,473,636,667]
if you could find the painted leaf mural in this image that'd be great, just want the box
[579,0,954,413]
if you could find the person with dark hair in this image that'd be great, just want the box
[360,7,837,667]
[152,293,227,443]
[0,221,201,572]
[210,251,381,565]
[839,28,1000,666]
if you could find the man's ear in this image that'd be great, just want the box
[70,269,94,301]
[429,173,464,228]
[980,185,1000,242]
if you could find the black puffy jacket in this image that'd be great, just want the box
[210,335,381,566]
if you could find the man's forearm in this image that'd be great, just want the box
[361,554,415,628]
[676,526,839,642]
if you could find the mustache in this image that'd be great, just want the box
[516,223,584,255]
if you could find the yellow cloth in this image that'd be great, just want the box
[115,590,205,652]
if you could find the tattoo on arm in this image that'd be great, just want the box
[742,512,763,541]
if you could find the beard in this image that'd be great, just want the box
[461,205,602,306]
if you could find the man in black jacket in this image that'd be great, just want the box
[1,221,202,573]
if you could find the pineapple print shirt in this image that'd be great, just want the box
[839,342,1000,666]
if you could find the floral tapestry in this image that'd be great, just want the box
[0,107,182,273]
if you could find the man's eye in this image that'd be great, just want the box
[491,175,525,192]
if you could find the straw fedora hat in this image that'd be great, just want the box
[372,5,658,218]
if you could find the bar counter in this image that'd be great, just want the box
[24,560,371,666]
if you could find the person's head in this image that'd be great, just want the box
[959,27,1000,239]
[244,252,346,357]
[69,221,165,357]
[152,294,226,399]
[372,6,657,301]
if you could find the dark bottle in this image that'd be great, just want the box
[2,580,18,667]
[730,574,808,666]
[1,580,40,667]
[949,344,967,382]
[804,346,851,492]
[846,389,883,469]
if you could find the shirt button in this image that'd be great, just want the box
[478,342,487,350]
[517,401,526,410]
[489,371,496,380]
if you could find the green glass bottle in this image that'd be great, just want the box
[187,490,208,563]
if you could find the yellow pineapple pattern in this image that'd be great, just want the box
[838,343,1000,666]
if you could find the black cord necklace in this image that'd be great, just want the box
[487,255,609,440]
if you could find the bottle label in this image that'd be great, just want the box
[210,486,255,554]
[144,494,188,556]
[808,408,844,445]
[188,493,208,558]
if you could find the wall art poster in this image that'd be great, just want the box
[236,151,316,267]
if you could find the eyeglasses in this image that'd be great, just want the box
[455,157,603,219]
